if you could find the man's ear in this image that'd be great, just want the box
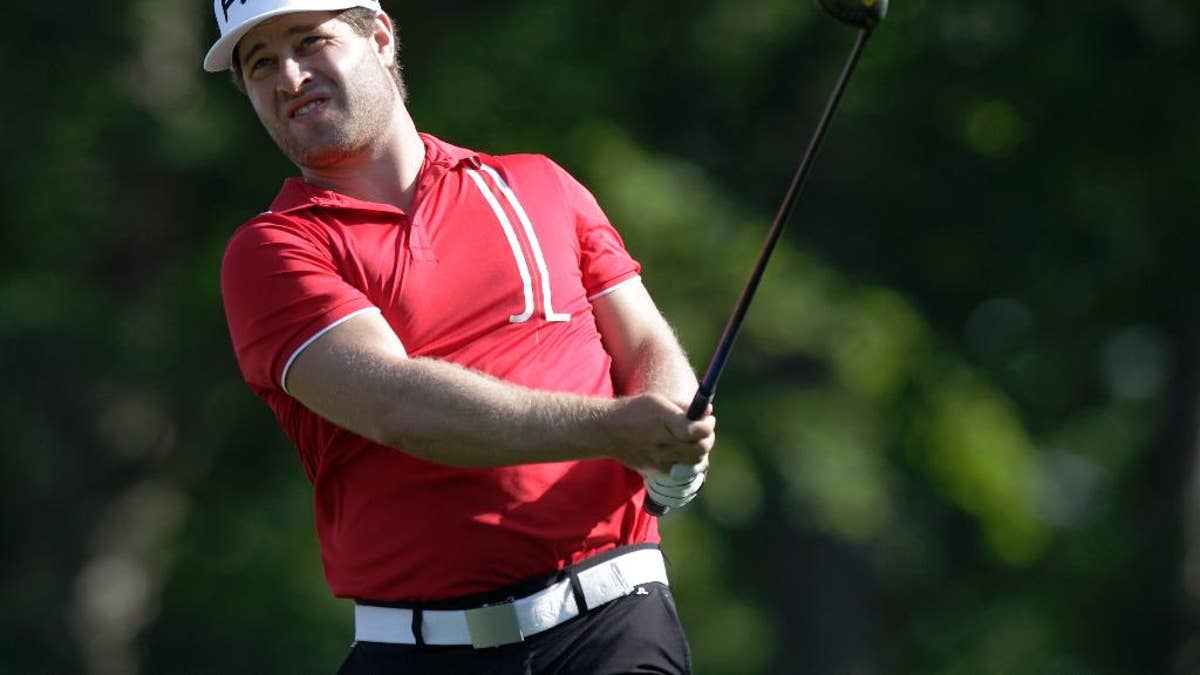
[372,12,396,68]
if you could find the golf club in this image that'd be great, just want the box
[646,0,888,517]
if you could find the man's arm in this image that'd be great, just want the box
[283,310,713,474]
[592,280,713,509]
[591,280,699,404]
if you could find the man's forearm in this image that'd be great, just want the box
[294,348,708,473]
[351,356,617,466]
[285,305,712,473]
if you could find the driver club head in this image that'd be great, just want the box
[814,0,888,30]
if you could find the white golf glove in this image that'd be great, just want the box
[643,461,709,510]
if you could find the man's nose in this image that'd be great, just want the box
[277,56,310,95]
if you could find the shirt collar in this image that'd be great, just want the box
[265,133,482,216]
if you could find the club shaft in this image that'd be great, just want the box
[646,29,873,518]
[686,28,872,422]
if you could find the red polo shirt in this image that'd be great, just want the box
[220,134,659,601]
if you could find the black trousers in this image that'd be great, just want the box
[337,582,692,675]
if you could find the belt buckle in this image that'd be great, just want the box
[464,601,524,649]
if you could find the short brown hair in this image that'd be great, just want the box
[230,8,407,101]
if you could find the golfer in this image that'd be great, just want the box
[206,1,714,672]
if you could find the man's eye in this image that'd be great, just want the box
[300,36,325,50]
[250,58,273,74]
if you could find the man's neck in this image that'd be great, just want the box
[298,109,426,213]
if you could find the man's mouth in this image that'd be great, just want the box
[287,96,330,119]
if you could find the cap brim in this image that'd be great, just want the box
[203,6,310,72]
[202,2,381,73]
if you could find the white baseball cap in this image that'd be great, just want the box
[204,0,382,73]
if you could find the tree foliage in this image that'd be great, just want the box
[1,1,1196,673]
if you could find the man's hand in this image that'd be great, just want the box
[602,393,715,475]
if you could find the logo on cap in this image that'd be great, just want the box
[220,0,251,23]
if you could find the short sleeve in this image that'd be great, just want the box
[220,216,377,393]
[550,161,642,298]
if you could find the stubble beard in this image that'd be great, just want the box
[266,57,398,169]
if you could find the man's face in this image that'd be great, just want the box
[237,11,397,169]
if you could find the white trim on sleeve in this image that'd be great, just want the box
[280,307,384,394]
[587,275,642,302]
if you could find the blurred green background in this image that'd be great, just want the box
[2,0,1197,673]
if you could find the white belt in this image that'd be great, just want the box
[355,548,668,649]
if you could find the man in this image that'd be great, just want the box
[204,1,715,672]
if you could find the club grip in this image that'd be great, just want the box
[645,387,715,517]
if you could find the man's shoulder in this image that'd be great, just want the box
[228,207,310,240]
[421,132,577,186]
[221,207,326,269]
[476,150,575,196]
[482,150,562,173]
[226,176,337,242]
